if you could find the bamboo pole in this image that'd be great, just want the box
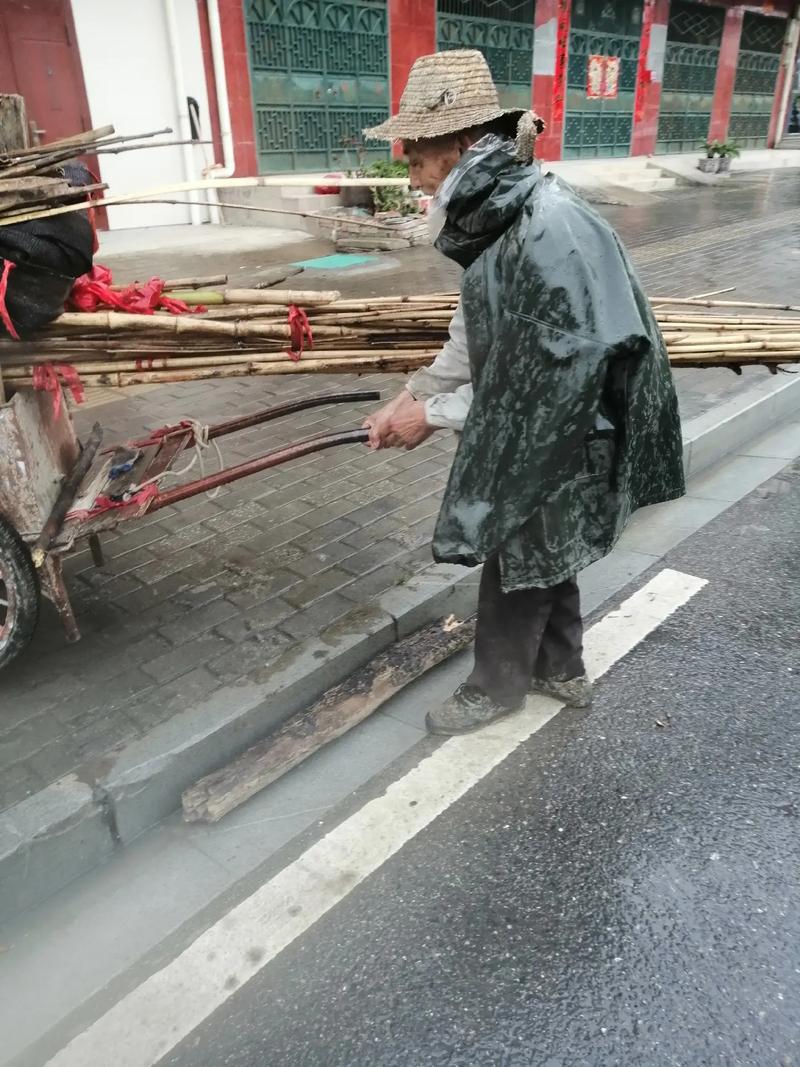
[3,355,432,387]
[668,340,800,353]
[0,175,411,226]
[166,288,340,306]
[45,311,349,337]
[651,298,800,312]
[664,331,800,345]
[109,274,229,291]
[650,286,736,309]
[0,349,442,375]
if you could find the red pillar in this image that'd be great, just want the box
[198,0,258,175]
[709,6,744,143]
[532,0,571,161]
[196,0,224,165]
[630,0,670,156]
[388,0,436,156]
[389,0,437,116]
[767,13,799,146]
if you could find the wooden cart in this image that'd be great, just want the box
[0,385,377,670]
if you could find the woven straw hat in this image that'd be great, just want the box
[364,49,533,142]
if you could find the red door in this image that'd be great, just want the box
[0,0,92,145]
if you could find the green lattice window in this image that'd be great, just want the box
[570,0,642,37]
[740,11,785,55]
[436,0,534,111]
[730,11,786,149]
[663,1,723,46]
[563,0,641,160]
[655,1,724,154]
[662,42,720,95]
[566,29,639,94]
[245,0,390,172]
[734,50,781,97]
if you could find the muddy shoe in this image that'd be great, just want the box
[426,684,520,736]
[530,674,593,708]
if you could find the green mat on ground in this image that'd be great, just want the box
[292,253,378,270]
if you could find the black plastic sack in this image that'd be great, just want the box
[0,162,95,339]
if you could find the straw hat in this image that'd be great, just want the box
[364,49,538,143]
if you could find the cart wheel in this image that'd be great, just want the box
[0,517,40,671]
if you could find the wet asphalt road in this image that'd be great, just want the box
[162,459,800,1067]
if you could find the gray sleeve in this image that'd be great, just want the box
[405,299,473,432]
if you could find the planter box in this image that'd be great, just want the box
[340,187,374,210]
[717,156,732,174]
[698,157,719,173]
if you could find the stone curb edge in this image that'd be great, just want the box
[2,371,799,925]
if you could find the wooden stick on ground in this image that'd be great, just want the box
[182,614,476,823]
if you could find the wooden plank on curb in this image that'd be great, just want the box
[182,614,476,823]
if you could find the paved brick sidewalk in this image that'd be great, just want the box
[1,171,798,813]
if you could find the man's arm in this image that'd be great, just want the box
[365,299,473,447]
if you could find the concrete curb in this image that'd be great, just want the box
[2,372,799,923]
[650,151,800,188]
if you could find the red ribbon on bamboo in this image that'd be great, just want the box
[67,265,206,315]
[0,259,19,340]
[32,363,86,419]
[287,304,313,362]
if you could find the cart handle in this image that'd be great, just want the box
[121,390,381,451]
[148,428,370,512]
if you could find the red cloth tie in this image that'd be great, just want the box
[287,304,313,362]
[32,363,86,419]
[67,265,206,315]
[0,259,19,340]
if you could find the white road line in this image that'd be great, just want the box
[46,567,707,1067]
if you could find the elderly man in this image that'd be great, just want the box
[363,50,685,736]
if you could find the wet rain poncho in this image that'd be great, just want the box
[430,140,685,590]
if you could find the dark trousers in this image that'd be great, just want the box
[466,555,585,709]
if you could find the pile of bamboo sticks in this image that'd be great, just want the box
[656,296,800,370]
[1,290,799,390]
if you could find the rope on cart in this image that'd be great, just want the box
[129,418,225,500]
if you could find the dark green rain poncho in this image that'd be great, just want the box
[430,139,685,590]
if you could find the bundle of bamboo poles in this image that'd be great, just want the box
[1,290,800,390]
[0,125,215,222]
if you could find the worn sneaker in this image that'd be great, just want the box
[530,674,593,708]
[425,684,520,736]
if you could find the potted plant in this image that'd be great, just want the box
[339,151,415,214]
[716,140,740,174]
[698,140,721,173]
[362,160,416,216]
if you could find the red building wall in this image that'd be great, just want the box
[630,0,671,156]
[709,6,745,142]
[197,0,257,176]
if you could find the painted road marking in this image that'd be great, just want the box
[46,568,707,1067]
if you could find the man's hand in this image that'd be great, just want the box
[363,391,435,451]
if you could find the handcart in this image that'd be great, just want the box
[0,385,377,670]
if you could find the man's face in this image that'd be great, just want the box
[405,138,463,196]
